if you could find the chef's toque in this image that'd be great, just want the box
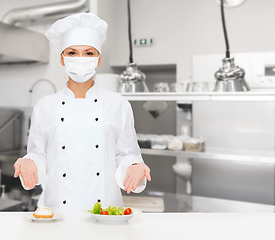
[45,12,107,54]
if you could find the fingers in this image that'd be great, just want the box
[34,170,38,184]
[145,169,151,181]
[129,174,150,192]
[125,176,143,193]
[23,173,35,189]
[29,173,36,189]
[123,173,130,186]
[142,164,151,181]
[20,170,29,188]
[123,163,152,193]
[126,177,142,193]
[132,178,140,192]
[124,177,131,193]
[125,178,134,194]
[15,158,38,189]
[14,167,20,178]
[14,160,20,178]
[23,171,37,189]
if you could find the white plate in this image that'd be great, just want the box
[89,208,142,223]
[23,212,64,222]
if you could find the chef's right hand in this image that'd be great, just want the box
[14,158,38,189]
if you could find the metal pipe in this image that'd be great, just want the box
[29,79,57,93]
[2,0,88,25]
[127,0,133,63]
[220,0,230,58]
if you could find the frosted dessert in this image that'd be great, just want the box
[33,207,54,219]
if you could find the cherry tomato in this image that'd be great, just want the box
[124,208,132,215]
[101,211,109,215]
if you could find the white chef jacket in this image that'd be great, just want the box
[21,82,146,213]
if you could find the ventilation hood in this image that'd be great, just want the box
[0,0,88,64]
[0,22,49,64]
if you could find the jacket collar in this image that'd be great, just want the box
[62,81,97,99]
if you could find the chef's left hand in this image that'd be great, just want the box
[123,163,151,194]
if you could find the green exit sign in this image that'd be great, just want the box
[134,38,153,46]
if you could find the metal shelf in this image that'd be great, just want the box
[121,92,275,101]
[140,148,275,164]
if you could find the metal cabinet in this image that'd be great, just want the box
[123,92,275,205]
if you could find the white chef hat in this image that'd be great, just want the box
[45,12,107,54]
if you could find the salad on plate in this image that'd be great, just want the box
[87,202,133,215]
[87,202,141,223]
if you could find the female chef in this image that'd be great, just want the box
[13,12,151,213]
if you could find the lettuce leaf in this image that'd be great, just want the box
[87,202,102,214]
[87,202,126,215]
[118,207,124,215]
[104,205,125,215]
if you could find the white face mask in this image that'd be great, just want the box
[63,55,99,83]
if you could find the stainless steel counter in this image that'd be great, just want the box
[123,191,274,213]
[0,198,22,211]
[0,150,27,163]
[141,148,275,164]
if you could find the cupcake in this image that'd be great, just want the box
[33,207,54,219]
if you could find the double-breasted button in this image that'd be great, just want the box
[96,172,100,176]
[62,146,65,149]
[63,173,66,177]
[62,101,65,105]
[97,199,101,202]
[94,99,98,102]
[63,200,66,204]
[95,145,99,148]
[95,118,99,121]
[61,117,64,122]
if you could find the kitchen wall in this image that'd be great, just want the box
[0,0,274,204]
[0,0,97,147]
[97,0,275,204]
[97,0,275,80]
[0,0,99,203]
[1,0,273,142]
[0,0,70,107]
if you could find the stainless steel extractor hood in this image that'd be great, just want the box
[0,22,49,64]
[0,0,89,64]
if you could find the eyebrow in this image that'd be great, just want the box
[85,49,97,51]
[66,47,77,51]
[66,47,96,51]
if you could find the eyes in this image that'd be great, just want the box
[67,51,97,57]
